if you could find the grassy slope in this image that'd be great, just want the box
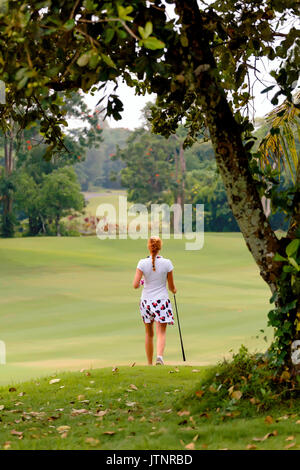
[0,231,272,385]
[0,366,300,450]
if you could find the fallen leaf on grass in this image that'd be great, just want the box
[61,432,68,439]
[3,441,11,450]
[49,379,60,385]
[296,420,300,424]
[193,434,199,442]
[103,431,115,436]
[249,397,258,405]
[195,390,204,398]
[10,430,23,439]
[228,386,242,400]
[128,416,134,422]
[125,402,137,407]
[286,435,295,441]
[140,416,146,422]
[47,414,61,421]
[71,409,89,416]
[0,405,4,411]
[280,370,290,381]
[177,410,190,417]
[129,384,138,391]
[9,387,16,392]
[277,415,289,421]
[189,416,195,425]
[77,395,85,401]
[185,442,195,450]
[57,426,71,433]
[94,410,108,417]
[285,442,296,449]
[231,390,242,400]
[224,411,240,418]
[252,430,278,441]
[85,437,100,446]
[246,444,257,450]
[265,415,273,424]
[192,369,200,373]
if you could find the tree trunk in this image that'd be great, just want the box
[2,131,14,237]
[179,141,186,208]
[175,0,300,368]
[176,0,282,292]
[56,215,61,236]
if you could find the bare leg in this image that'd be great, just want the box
[145,322,154,365]
[156,322,167,357]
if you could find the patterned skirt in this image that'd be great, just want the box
[140,298,174,325]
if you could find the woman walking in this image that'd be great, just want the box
[133,236,177,365]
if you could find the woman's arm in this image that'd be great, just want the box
[167,270,177,294]
[133,268,143,289]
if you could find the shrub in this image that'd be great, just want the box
[177,345,300,418]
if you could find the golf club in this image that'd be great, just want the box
[173,294,186,362]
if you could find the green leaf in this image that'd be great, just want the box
[83,0,98,10]
[144,22,153,39]
[141,36,165,50]
[138,26,146,39]
[286,239,300,258]
[138,22,153,40]
[117,5,134,21]
[77,52,91,67]
[15,67,28,81]
[104,28,115,43]
[100,53,116,69]
[17,76,29,90]
[261,85,275,94]
[288,257,300,271]
[180,35,189,47]
[89,53,100,69]
[273,253,287,262]
[63,19,75,31]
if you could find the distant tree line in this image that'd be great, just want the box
[1,95,296,237]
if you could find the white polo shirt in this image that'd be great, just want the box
[137,255,174,300]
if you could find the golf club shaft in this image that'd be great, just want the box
[173,294,186,362]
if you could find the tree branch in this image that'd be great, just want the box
[32,95,70,154]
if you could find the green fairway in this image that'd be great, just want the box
[0,232,272,386]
